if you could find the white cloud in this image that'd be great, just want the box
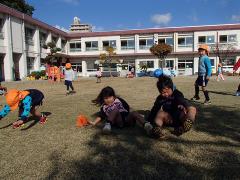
[55,25,69,32]
[62,0,80,5]
[136,21,142,28]
[151,13,172,26]
[92,26,104,32]
[188,14,198,22]
[232,15,240,22]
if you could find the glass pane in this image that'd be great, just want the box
[186,63,193,68]
[147,39,154,46]
[121,40,127,46]
[166,38,173,45]
[76,43,81,48]
[85,42,91,47]
[128,40,135,47]
[207,36,215,43]
[198,36,206,43]
[139,39,146,46]
[178,38,185,45]
[228,35,237,42]
[178,63,185,68]
[92,41,98,47]
[70,43,75,48]
[186,37,193,45]
[102,41,109,47]
[158,39,165,44]
[210,59,214,66]
[147,61,154,68]
[110,40,116,47]
[220,35,227,43]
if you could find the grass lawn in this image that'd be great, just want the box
[0,76,239,179]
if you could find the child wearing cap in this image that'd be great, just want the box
[64,63,76,95]
[147,76,197,138]
[191,44,212,105]
[0,89,46,128]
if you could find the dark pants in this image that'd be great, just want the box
[65,80,74,91]
[194,76,210,101]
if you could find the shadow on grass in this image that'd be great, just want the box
[208,90,235,96]
[44,105,240,179]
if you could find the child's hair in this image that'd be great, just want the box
[92,86,116,106]
[157,75,173,92]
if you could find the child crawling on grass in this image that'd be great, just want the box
[0,89,47,128]
[89,86,152,133]
[147,75,197,139]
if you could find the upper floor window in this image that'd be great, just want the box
[0,18,4,39]
[25,27,34,45]
[139,39,153,49]
[85,41,98,51]
[40,32,47,47]
[178,36,193,47]
[158,37,173,46]
[102,40,116,49]
[69,42,81,52]
[198,35,215,44]
[219,34,237,43]
[121,39,135,50]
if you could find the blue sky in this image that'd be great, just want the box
[27,0,240,32]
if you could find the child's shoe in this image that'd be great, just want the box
[191,96,200,101]
[203,100,211,105]
[39,114,47,124]
[144,122,153,135]
[236,91,240,96]
[102,122,111,133]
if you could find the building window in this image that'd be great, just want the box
[85,41,98,51]
[69,42,81,52]
[121,39,135,50]
[40,32,47,47]
[222,58,235,66]
[102,40,116,49]
[165,60,174,68]
[178,37,193,47]
[0,18,4,39]
[219,34,237,43]
[139,39,153,49]
[198,35,215,44]
[158,37,173,46]
[52,36,58,44]
[27,57,35,75]
[25,27,34,45]
[139,60,154,68]
[178,60,193,69]
[210,59,215,67]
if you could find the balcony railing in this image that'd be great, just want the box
[69,48,81,52]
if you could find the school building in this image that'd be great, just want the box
[0,3,240,81]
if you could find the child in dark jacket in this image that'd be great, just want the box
[90,86,150,133]
[147,76,197,138]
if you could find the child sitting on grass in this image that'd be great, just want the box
[0,89,47,128]
[90,86,152,133]
[147,76,197,139]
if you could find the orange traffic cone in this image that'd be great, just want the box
[76,114,89,127]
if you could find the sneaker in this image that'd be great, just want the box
[71,90,76,94]
[203,100,211,105]
[102,123,111,133]
[191,96,200,101]
[236,91,240,96]
[39,115,47,124]
[144,122,153,135]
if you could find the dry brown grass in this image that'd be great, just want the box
[0,76,239,179]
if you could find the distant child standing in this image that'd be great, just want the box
[191,44,212,105]
[90,86,152,133]
[96,67,102,83]
[216,63,225,81]
[64,63,75,95]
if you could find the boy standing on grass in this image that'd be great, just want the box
[191,44,212,105]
